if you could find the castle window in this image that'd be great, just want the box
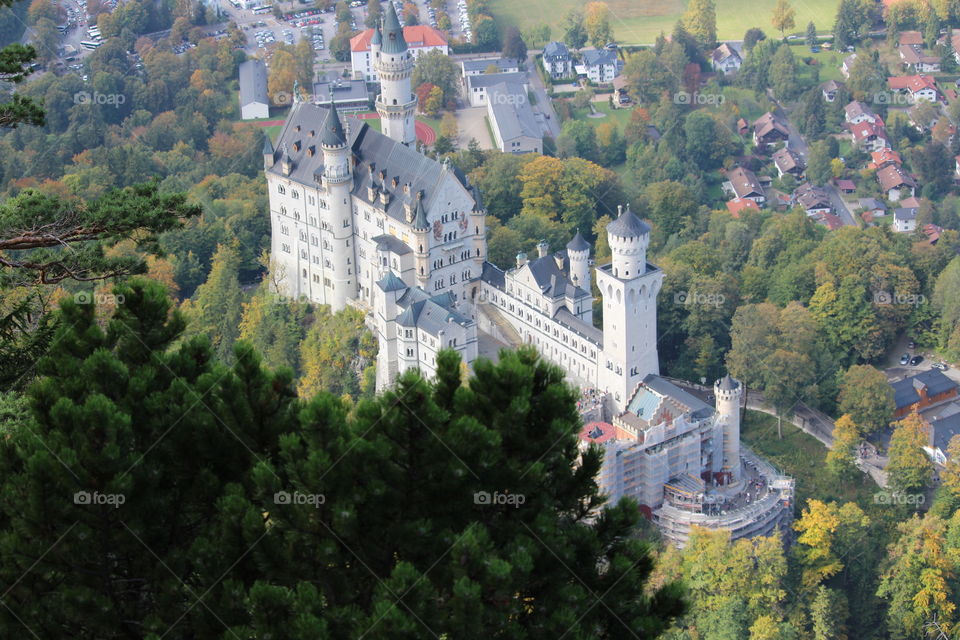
[313,274,320,283]
[281,243,290,253]
[281,225,289,235]
[302,269,307,277]
[280,206,287,216]
[292,191,299,200]
[308,196,315,205]
[277,185,286,194]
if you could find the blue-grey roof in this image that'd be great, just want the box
[412,194,429,230]
[553,306,603,345]
[466,71,527,90]
[892,370,957,410]
[372,233,412,255]
[312,77,370,104]
[262,132,274,156]
[606,205,649,238]
[524,252,589,299]
[487,82,540,142]
[395,291,472,335]
[629,374,715,421]
[567,230,589,252]
[716,374,739,391]
[371,24,382,45]
[582,48,618,67]
[381,1,406,54]
[480,261,505,288]
[377,270,407,292]
[239,59,268,107]
[462,57,519,73]
[543,41,570,61]
[932,409,960,452]
[321,99,346,146]
[268,102,471,226]
[894,208,917,221]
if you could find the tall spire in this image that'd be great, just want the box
[321,96,345,147]
[381,1,406,54]
[372,22,382,46]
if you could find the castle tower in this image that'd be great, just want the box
[567,230,591,293]
[411,192,431,290]
[374,270,406,390]
[375,2,417,145]
[595,204,662,410]
[714,374,743,486]
[370,22,382,65]
[320,101,357,310]
[262,132,275,170]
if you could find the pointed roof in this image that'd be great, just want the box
[321,103,345,147]
[606,204,650,238]
[412,192,429,230]
[716,374,738,391]
[381,1,407,54]
[376,270,407,292]
[567,229,589,252]
[371,23,382,45]
[262,132,274,156]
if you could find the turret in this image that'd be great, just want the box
[262,132,275,169]
[320,100,356,310]
[566,229,590,292]
[714,374,743,486]
[375,1,416,145]
[370,22,382,61]
[412,192,431,288]
[606,204,649,280]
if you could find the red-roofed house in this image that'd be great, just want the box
[870,149,903,170]
[851,120,891,152]
[813,211,844,230]
[878,165,917,201]
[350,25,448,81]
[888,74,942,103]
[835,178,856,194]
[726,197,760,217]
[924,224,944,244]
[899,30,923,46]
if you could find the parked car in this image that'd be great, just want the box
[933,362,949,371]
[900,353,910,365]
[908,341,916,349]
[910,355,924,366]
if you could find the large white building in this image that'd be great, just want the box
[350,22,448,82]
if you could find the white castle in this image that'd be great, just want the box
[265,2,661,413]
[264,3,793,546]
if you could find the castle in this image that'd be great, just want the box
[264,3,792,545]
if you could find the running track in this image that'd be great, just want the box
[255,113,436,145]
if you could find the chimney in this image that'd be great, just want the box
[536,239,549,258]
[306,146,315,157]
[617,204,623,216]
[516,252,527,268]
[391,176,400,189]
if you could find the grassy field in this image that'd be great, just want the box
[570,101,633,128]
[492,0,842,44]
[740,410,880,512]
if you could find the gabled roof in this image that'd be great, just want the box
[877,164,917,191]
[462,57,518,73]
[239,59,268,107]
[726,197,760,217]
[625,374,715,423]
[711,43,741,64]
[727,166,764,199]
[466,71,527,89]
[898,44,941,65]
[899,30,923,46]
[773,147,804,173]
[487,82,541,141]
[892,370,956,409]
[870,149,902,168]
[395,291,472,335]
[932,410,960,453]
[859,197,886,211]
[376,270,407,292]
[582,48,618,67]
[851,121,889,143]
[350,24,447,52]
[543,41,570,61]
[752,111,790,140]
[844,100,876,121]
[372,233,412,255]
[794,183,832,211]
[894,207,917,221]
[888,74,939,95]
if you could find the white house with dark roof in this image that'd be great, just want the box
[461,57,519,76]
[711,43,742,75]
[542,41,573,79]
[465,71,528,107]
[580,48,620,84]
[893,207,918,232]
[486,82,541,154]
[239,59,269,120]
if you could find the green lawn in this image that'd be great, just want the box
[740,410,880,513]
[721,86,772,123]
[570,101,633,129]
[792,46,846,83]
[492,0,842,44]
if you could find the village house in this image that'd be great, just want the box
[898,44,942,73]
[870,149,903,170]
[892,370,958,419]
[752,112,790,146]
[238,59,269,120]
[899,31,924,46]
[844,100,879,125]
[793,183,833,216]
[893,207,918,233]
[772,147,805,179]
[859,197,887,218]
[542,41,573,79]
[461,57,519,76]
[851,120,891,152]
[579,48,621,84]
[878,165,918,201]
[725,167,766,205]
[888,74,942,103]
[465,71,528,107]
[925,409,960,465]
[821,80,845,102]
[726,197,760,217]
[711,43,742,75]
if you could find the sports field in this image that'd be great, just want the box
[492,0,841,44]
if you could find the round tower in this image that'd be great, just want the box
[370,23,382,71]
[320,101,356,310]
[606,204,649,280]
[714,374,743,486]
[375,2,417,145]
[566,229,591,292]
